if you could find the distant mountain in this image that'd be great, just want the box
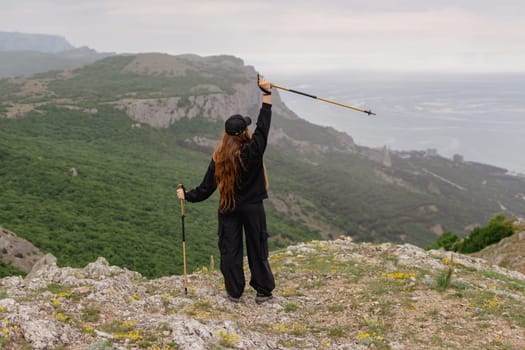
[0,47,115,78]
[1,53,524,278]
[0,32,114,78]
[0,31,74,53]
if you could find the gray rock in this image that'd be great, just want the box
[25,253,58,281]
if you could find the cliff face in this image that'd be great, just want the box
[0,238,523,349]
[117,54,262,128]
[115,54,357,156]
[119,83,261,128]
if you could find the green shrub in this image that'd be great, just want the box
[426,231,460,251]
[456,213,515,254]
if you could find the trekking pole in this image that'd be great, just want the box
[177,184,188,295]
[271,83,376,116]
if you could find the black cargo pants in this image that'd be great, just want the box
[217,201,275,298]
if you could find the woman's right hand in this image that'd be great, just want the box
[258,74,272,95]
[177,187,185,200]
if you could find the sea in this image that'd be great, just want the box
[272,71,525,175]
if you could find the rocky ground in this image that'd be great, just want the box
[474,229,525,274]
[0,237,524,350]
[0,227,44,273]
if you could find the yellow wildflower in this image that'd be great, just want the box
[120,320,138,329]
[53,312,71,323]
[216,330,240,347]
[483,299,500,308]
[55,291,72,298]
[387,272,415,279]
[115,330,142,340]
[197,312,209,319]
[273,323,288,332]
[322,339,331,347]
[357,332,371,340]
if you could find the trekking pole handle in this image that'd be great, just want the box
[177,184,185,217]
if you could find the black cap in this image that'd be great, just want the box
[225,114,252,136]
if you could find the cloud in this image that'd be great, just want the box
[106,0,269,16]
[1,0,525,72]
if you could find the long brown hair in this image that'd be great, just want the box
[213,129,251,211]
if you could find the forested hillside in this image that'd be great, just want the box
[1,54,524,277]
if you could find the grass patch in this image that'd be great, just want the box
[284,302,299,312]
[328,304,344,313]
[436,268,453,291]
[328,326,347,337]
[101,319,138,334]
[82,306,101,322]
[45,283,70,295]
[281,287,303,297]
[479,270,525,292]
[304,279,326,289]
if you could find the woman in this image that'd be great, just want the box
[177,75,275,304]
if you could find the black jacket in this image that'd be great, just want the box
[185,103,272,207]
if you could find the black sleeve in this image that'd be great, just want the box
[246,103,272,158]
[185,160,217,202]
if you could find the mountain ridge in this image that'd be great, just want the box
[1,53,524,278]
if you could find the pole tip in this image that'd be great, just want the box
[366,110,376,116]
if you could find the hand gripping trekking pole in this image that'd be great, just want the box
[178,184,188,295]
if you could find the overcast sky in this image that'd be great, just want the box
[2,0,525,74]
